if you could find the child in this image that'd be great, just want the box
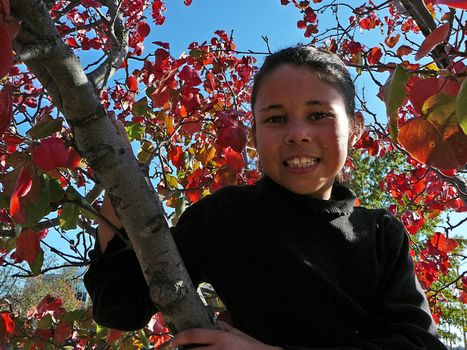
[84,46,447,349]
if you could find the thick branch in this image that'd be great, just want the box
[87,0,129,89]
[10,0,214,332]
[398,0,449,68]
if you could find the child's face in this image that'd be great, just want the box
[253,64,358,200]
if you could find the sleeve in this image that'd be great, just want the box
[282,212,447,350]
[83,229,157,331]
[83,198,213,331]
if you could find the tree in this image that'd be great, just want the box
[0,0,466,348]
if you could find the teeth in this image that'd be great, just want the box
[286,157,318,168]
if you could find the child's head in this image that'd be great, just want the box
[252,45,356,124]
[251,45,363,199]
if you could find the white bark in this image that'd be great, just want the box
[10,0,214,332]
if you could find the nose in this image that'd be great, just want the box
[284,122,312,144]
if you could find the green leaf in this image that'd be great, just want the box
[60,203,80,230]
[456,78,467,134]
[132,97,149,116]
[96,325,109,340]
[137,140,155,163]
[0,193,9,208]
[422,93,457,125]
[37,314,53,329]
[5,237,16,253]
[62,309,87,323]
[65,187,98,220]
[125,123,145,141]
[27,118,63,140]
[385,65,408,141]
[24,175,64,227]
[28,248,44,276]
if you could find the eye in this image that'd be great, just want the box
[265,116,285,124]
[309,112,333,120]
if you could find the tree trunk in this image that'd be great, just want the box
[10,0,215,333]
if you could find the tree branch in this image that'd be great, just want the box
[10,0,214,332]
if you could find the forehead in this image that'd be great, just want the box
[253,64,346,110]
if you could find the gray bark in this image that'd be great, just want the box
[10,0,214,332]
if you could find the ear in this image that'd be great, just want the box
[348,112,364,147]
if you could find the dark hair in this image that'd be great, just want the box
[251,45,356,120]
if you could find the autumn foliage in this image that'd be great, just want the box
[0,0,466,348]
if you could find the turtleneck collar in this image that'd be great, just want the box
[255,175,357,216]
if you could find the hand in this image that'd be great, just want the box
[167,321,284,350]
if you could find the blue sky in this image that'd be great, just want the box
[42,1,465,264]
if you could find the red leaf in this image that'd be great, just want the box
[415,22,450,61]
[0,26,12,79]
[153,41,170,50]
[179,66,202,86]
[224,147,244,173]
[1,312,14,336]
[409,77,459,114]
[281,0,290,4]
[81,0,102,7]
[126,76,138,92]
[204,72,216,91]
[168,146,185,168]
[430,233,458,254]
[54,321,72,344]
[29,295,65,320]
[216,125,247,153]
[10,166,32,221]
[385,34,400,48]
[137,22,150,38]
[107,329,124,344]
[0,85,13,137]
[434,0,467,9]
[14,229,40,265]
[397,45,413,56]
[409,77,439,114]
[66,37,79,48]
[461,291,467,304]
[367,47,382,65]
[33,137,79,171]
[67,147,81,168]
[147,312,169,334]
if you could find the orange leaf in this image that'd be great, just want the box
[10,166,33,221]
[415,22,450,61]
[224,147,244,173]
[398,117,467,169]
[367,47,382,65]
[126,76,138,92]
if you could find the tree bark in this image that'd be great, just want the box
[10,0,215,333]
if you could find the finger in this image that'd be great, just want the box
[171,328,224,347]
[217,321,247,337]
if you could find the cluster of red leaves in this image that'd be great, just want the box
[280,0,319,37]
[105,30,257,204]
[416,233,459,290]
[0,295,174,349]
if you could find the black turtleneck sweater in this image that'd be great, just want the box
[84,177,446,349]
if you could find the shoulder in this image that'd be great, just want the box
[175,182,258,227]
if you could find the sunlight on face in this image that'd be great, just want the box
[253,64,356,199]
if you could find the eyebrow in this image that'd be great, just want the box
[258,100,332,112]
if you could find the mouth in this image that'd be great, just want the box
[284,156,320,168]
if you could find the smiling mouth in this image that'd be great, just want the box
[284,157,320,168]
